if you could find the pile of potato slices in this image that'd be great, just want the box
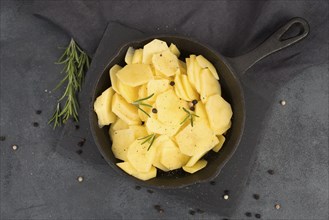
[94,39,232,181]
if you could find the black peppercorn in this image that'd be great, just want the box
[192,100,198,105]
[267,169,275,175]
[33,122,39,127]
[255,213,261,218]
[190,106,195,111]
[36,110,42,115]
[245,212,252,217]
[152,108,158,113]
[169,81,175,86]
[253,194,260,200]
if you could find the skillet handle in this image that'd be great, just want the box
[227,17,310,75]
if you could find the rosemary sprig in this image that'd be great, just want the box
[48,103,62,129]
[48,38,90,128]
[180,107,199,127]
[138,133,157,151]
[132,93,154,118]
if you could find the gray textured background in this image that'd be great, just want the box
[1,1,328,219]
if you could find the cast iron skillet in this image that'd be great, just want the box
[90,17,309,189]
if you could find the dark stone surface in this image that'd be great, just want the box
[1,1,328,219]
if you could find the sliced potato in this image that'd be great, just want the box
[193,59,203,93]
[109,65,122,94]
[143,39,169,64]
[125,47,135,65]
[160,138,189,170]
[132,49,143,64]
[129,125,148,139]
[127,139,157,172]
[196,55,219,80]
[205,94,232,135]
[117,162,157,181]
[152,50,180,77]
[169,43,180,57]
[147,79,170,102]
[155,90,188,126]
[117,79,139,103]
[194,101,209,126]
[183,160,207,174]
[112,93,141,125]
[200,68,221,103]
[212,135,226,152]
[181,74,199,101]
[111,129,135,161]
[174,75,190,101]
[175,122,219,157]
[178,60,187,75]
[146,117,181,137]
[94,87,117,127]
[116,64,153,87]
[109,118,129,137]
[187,55,196,87]
[152,135,170,171]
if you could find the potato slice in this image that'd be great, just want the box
[127,139,157,172]
[196,55,219,80]
[109,65,122,94]
[147,79,170,102]
[178,60,187,75]
[143,39,169,64]
[117,79,139,103]
[112,93,141,125]
[175,122,219,157]
[129,125,148,139]
[183,160,207,174]
[187,55,196,87]
[94,87,117,127]
[212,135,226,152]
[193,59,203,93]
[174,75,190,101]
[116,64,153,87]
[117,162,157,181]
[181,74,199,101]
[205,94,233,135]
[152,135,170,171]
[156,90,189,126]
[200,68,221,103]
[194,101,209,125]
[160,138,189,170]
[132,49,143,64]
[125,47,135,65]
[169,43,180,57]
[152,50,180,77]
[146,117,181,137]
[111,129,135,161]
[109,118,129,138]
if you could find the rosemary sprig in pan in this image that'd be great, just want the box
[48,38,90,128]
[132,93,154,118]
[180,107,199,127]
[138,133,157,151]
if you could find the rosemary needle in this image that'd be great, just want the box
[180,107,199,127]
[138,133,156,151]
[132,93,154,118]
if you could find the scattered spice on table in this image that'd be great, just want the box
[36,110,42,115]
[267,169,275,175]
[12,145,18,151]
[210,181,216,185]
[245,212,252,217]
[135,185,141,190]
[189,210,195,215]
[154,205,164,213]
[253,194,260,200]
[147,189,154,194]
[255,213,261,218]
[76,149,83,155]
[0,136,6,141]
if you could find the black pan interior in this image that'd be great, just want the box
[89,36,245,189]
